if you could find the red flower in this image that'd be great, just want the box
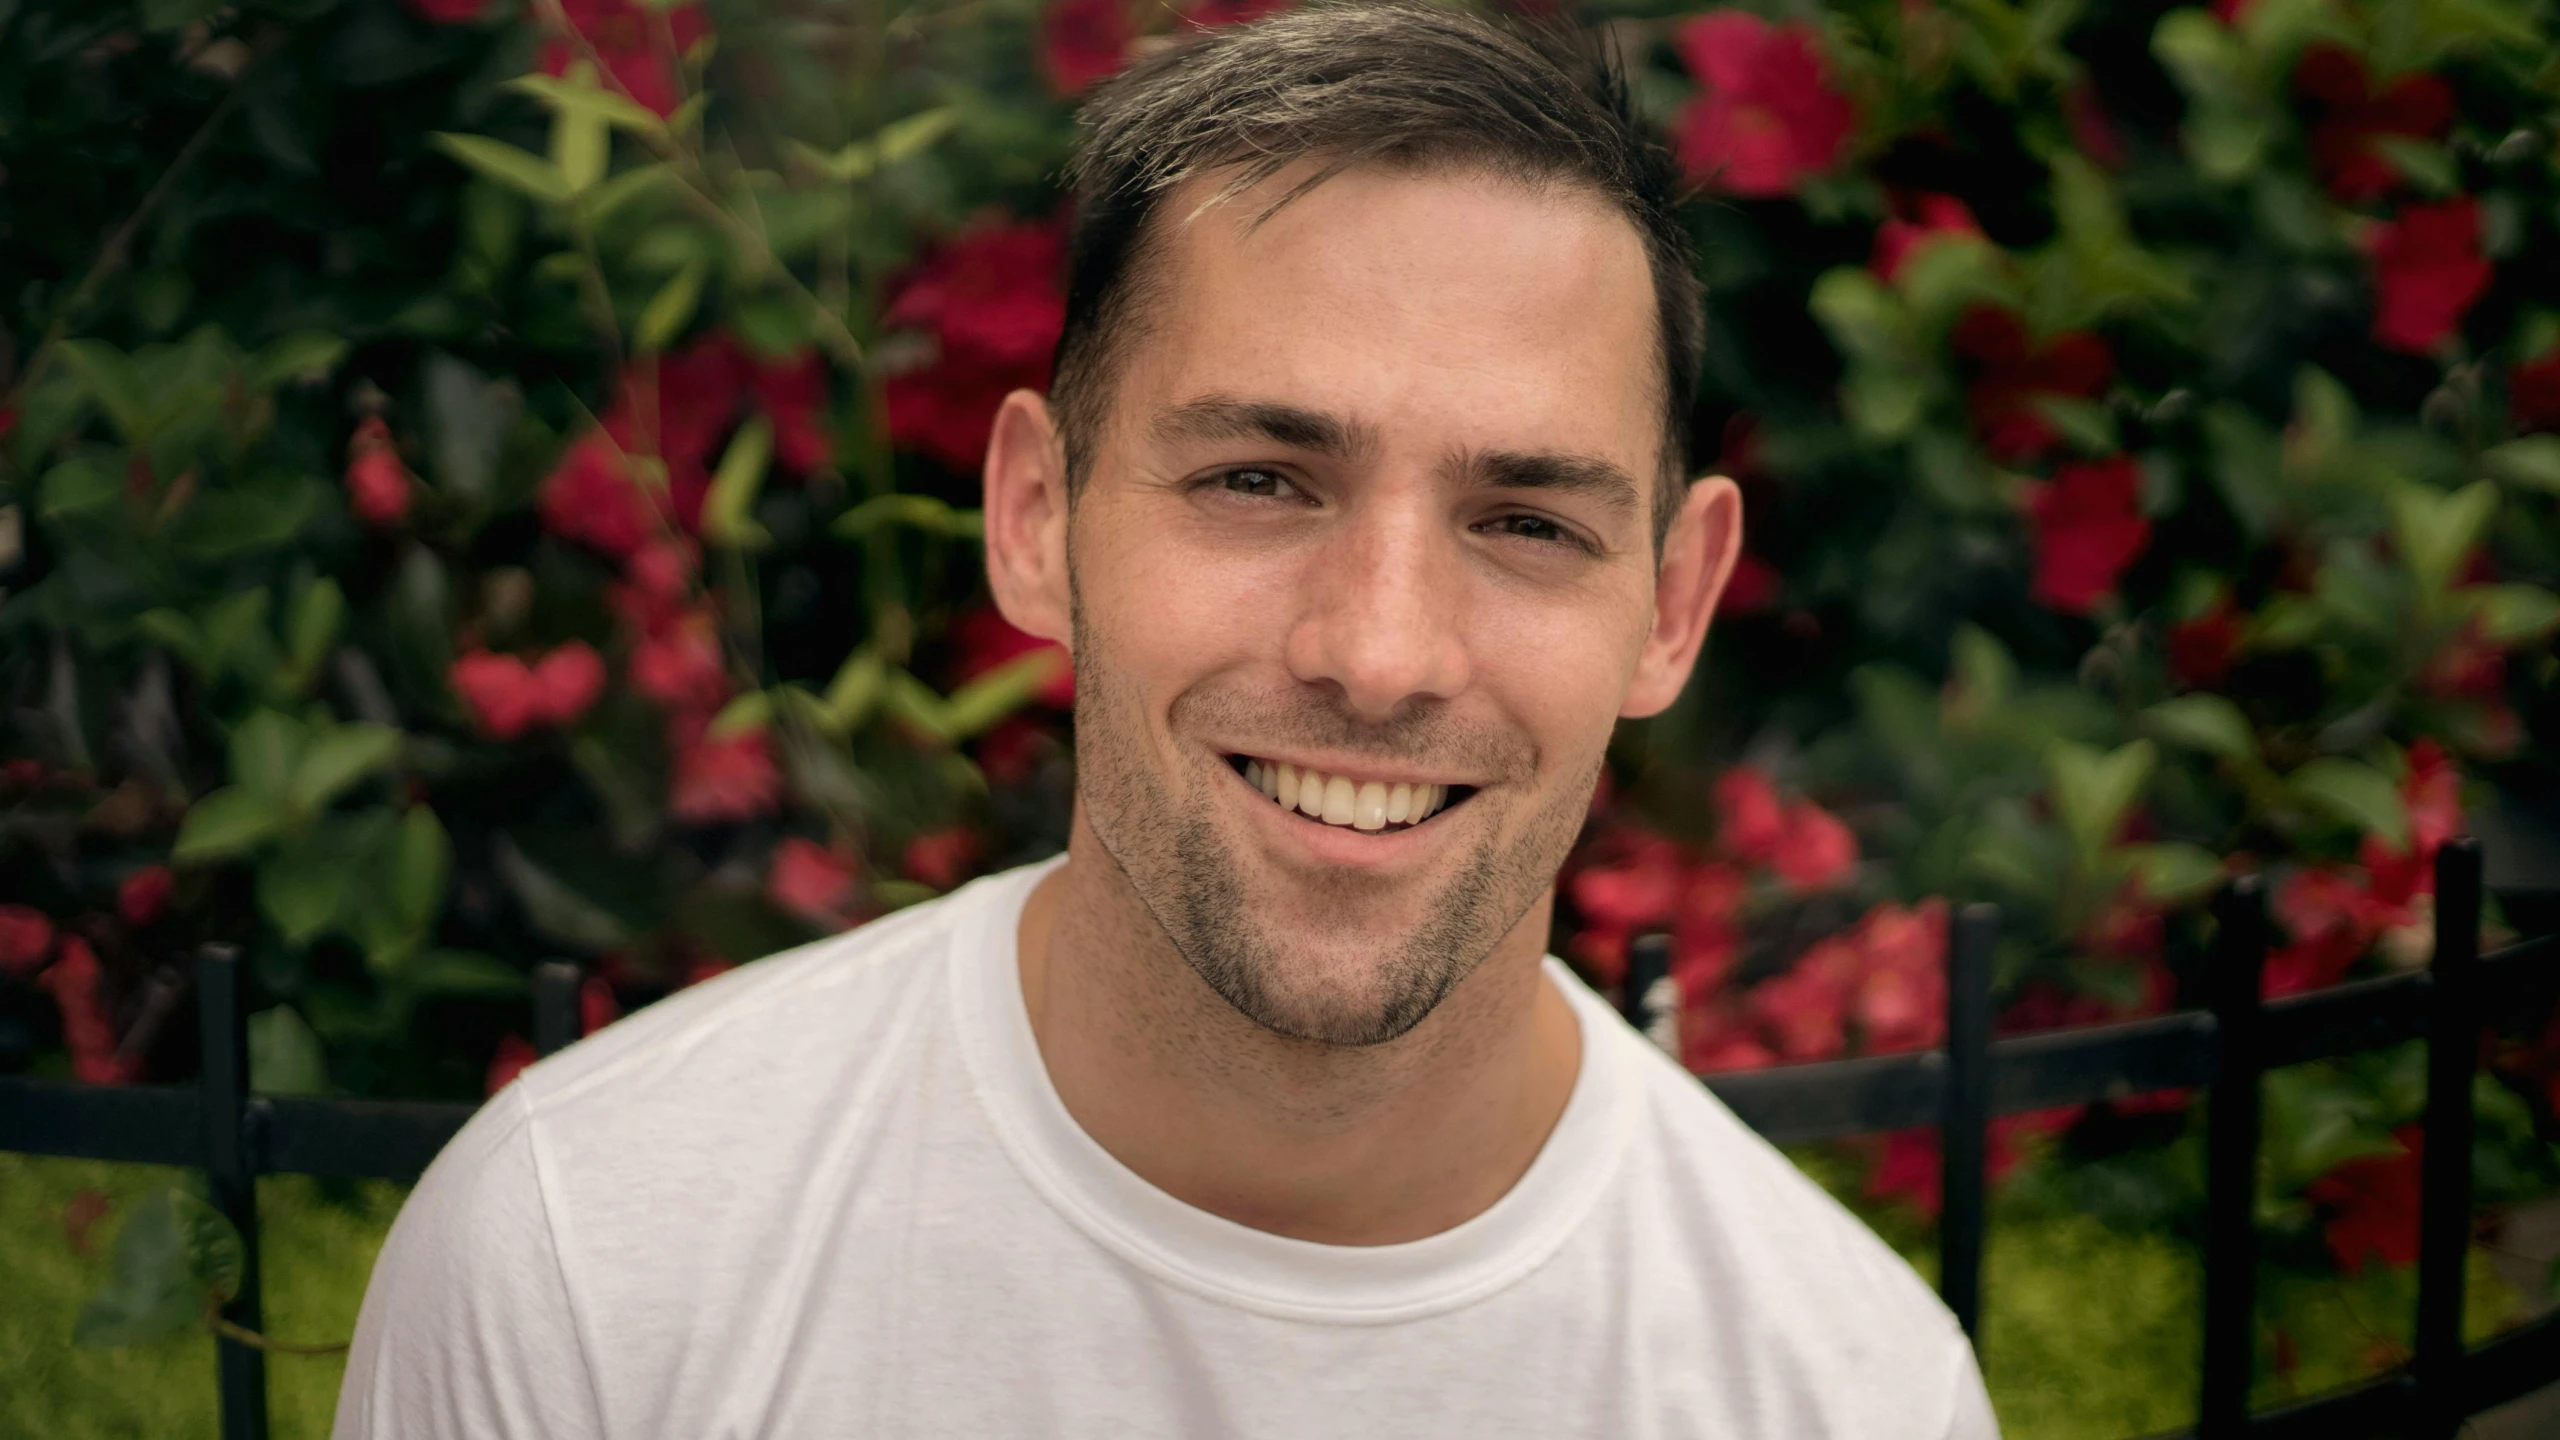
[1953,307,2113,463]
[1749,936,1855,1061]
[538,435,663,559]
[0,904,55,977]
[1566,828,1688,934]
[2306,1126,2423,1273]
[1712,766,1788,864]
[580,975,620,1036]
[2167,596,2243,691]
[883,221,1068,471]
[485,1033,537,1097]
[2360,739,2462,910]
[2296,46,2454,206]
[117,867,173,929]
[2369,199,2491,354]
[751,349,832,473]
[41,938,130,1085]
[344,416,413,528]
[951,606,1075,708]
[1040,0,1132,97]
[2511,350,2560,433]
[450,643,605,740]
[2266,864,2393,997]
[1851,899,1948,1053]
[629,608,730,716]
[1772,802,1858,891]
[2025,455,2151,615]
[903,826,982,891]
[537,0,710,119]
[1864,1106,2086,1216]
[1682,1002,1778,1074]
[671,728,781,824]
[768,837,861,927]
[1672,12,1856,197]
[1871,192,1983,284]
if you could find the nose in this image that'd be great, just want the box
[1281,491,1472,721]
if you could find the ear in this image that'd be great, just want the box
[982,389,1073,648]
[1621,475,1742,720]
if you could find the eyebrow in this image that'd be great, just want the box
[1455,449,1643,519]
[1148,395,1379,458]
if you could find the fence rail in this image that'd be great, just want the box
[3,840,2557,1437]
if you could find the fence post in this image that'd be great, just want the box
[2199,876,2268,1438]
[1939,903,1997,1346]
[533,961,582,1058]
[197,944,269,1440]
[2412,836,2483,1437]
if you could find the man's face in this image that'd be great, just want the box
[1059,165,1685,1046]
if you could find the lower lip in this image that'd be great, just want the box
[1229,765,1457,867]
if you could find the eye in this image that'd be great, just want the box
[1206,467,1304,501]
[1477,512,1593,552]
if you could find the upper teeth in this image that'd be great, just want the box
[1241,760,1449,832]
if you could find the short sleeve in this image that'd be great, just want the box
[331,1086,607,1440]
[1941,1342,2001,1440]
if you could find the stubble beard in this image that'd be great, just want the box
[1068,603,1598,1048]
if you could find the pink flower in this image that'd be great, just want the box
[2025,455,2151,615]
[1712,766,1788,864]
[42,938,130,1085]
[1671,12,1857,197]
[2369,199,2491,354]
[538,435,662,559]
[768,837,861,927]
[903,827,982,891]
[117,867,173,929]
[0,905,55,977]
[629,609,730,715]
[751,349,832,473]
[1749,935,1856,1061]
[671,729,781,823]
[1772,802,1857,891]
[344,416,413,527]
[450,643,605,739]
[1849,899,1948,1053]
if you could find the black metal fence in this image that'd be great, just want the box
[4,837,2558,1438]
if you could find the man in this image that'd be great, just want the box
[336,5,1997,1436]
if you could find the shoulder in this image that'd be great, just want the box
[1584,1008,1988,1435]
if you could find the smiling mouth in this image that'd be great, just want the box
[1224,755,1475,834]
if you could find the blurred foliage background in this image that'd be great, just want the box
[6,0,2560,1430]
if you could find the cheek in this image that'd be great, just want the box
[1073,502,1280,694]
[1465,602,1644,774]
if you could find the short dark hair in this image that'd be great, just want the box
[1050,1,1704,547]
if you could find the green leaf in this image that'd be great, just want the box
[701,415,772,549]
[492,836,631,951]
[392,806,451,931]
[2045,739,2157,865]
[708,690,772,738]
[201,589,273,674]
[174,788,285,864]
[1947,624,2017,711]
[2461,583,2560,644]
[257,842,352,946]
[635,256,709,353]
[74,1191,206,1348]
[830,493,984,541]
[2482,435,2560,492]
[2143,695,2257,764]
[504,72,667,136]
[944,649,1068,741]
[289,723,402,812]
[2389,480,2498,600]
[874,106,961,165]
[430,134,573,205]
[2122,843,2225,905]
[55,340,149,439]
[880,669,953,743]
[579,163,672,227]
[246,332,348,390]
[2029,394,2118,454]
[819,646,886,734]
[405,949,527,1000]
[284,579,344,679]
[2290,757,2409,850]
[545,61,613,194]
[2370,136,2458,196]
[169,1191,245,1306]
[138,609,215,676]
[2201,403,2281,540]
[247,1006,329,1096]
[38,455,123,521]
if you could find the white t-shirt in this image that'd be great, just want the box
[334,857,1996,1439]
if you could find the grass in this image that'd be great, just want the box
[0,1147,2536,1437]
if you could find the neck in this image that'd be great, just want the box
[1016,819,1583,1246]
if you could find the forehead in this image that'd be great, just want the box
[1108,163,1661,470]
